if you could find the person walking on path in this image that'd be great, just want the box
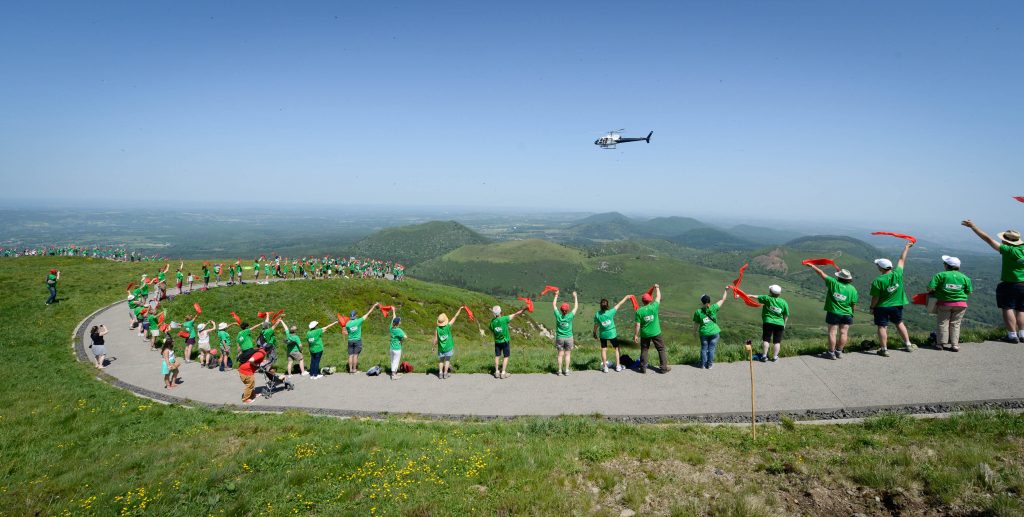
[634,285,669,374]
[216,322,236,371]
[305,320,339,379]
[693,290,728,370]
[238,345,267,403]
[45,268,59,305]
[806,264,859,360]
[962,220,1024,343]
[740,284,790,362]
[870,241,915,356]
[175,264,185,295]
[89,324,108,368]
[552,290,579,376]
[490,305,526,378]
[278,319,307,377]
[593,296,631,372]
[434,307,464,379]
[928,255,973,352]
[345,303,381,374]
[160,336,181,389]
[182,313,198,363]
[389,316,406,380]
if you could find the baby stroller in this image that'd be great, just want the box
[257,343,294,399]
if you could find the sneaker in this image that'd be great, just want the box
[835,350,843,359]
[301,371,309,376]
[705,364,713,370]
[826,351,836,360]
[905,344,914,352]
[243,398,255,404]
[563,370,569,376]
[494,372,500,379]
[878,348,890,357]
[1003,336,1021,344]
[219,366,225,372]
[615,364,623,372]
[759,355,767,363]
[638,367,647,374]
[661,365,672,373]
[770,356,778,362]
[392,373,403,380]
[500,372,510,379]
[602,365,608,373]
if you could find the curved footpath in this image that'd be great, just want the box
[74,285,1024,423]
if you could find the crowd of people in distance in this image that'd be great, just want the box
[71,219,1024,404]
[3,244,162,261]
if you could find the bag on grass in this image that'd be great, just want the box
[619,354,635,369]
[366,365,382,376]
[399,361,414,373]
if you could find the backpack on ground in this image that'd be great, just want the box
[620,354,635,368]
[366,365,382,376]
[399,361,414,373]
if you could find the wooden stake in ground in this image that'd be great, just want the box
[745,339,756,439]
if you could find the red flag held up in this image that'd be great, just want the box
[517,297,535,313]
[732,263,748,288]
[539,285,560,297]
[336,313,350,327]
[871,231,918,244]
[230,311,242,325]
[158,311,166,324]
[257,311,267,318]
[911,293,929,305]
[193,303,202,314]
[270,309,285,323]
[126,282,134,291]
[802,258,840,270]
[462,305,475,322]
[646,285,656,296]
[628,294,640,311]
[159,323,169,332]
[1014,196,1024,203]
[730,285,762,308]
[380,306,395,318]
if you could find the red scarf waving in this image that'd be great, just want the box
[193,303,202,315]
[871,231,918,244]
[645,285,656,296]
[802,258,840,270]
[177,330,191,339]
[462,305,475,322]
[270,309,285,323]
[732,264,748,288]
[1014,196,1024,203]
[911,293,929,305]
[257,311,268,318]
[627,294,640,311]
[517,297,535,313]
[539,285,560,297]
[158,311,166,324]
[126,282,135,291]
[230,312,242,325]
[380,305,395,318]
[336,313,350,327]
[731,285,762,308]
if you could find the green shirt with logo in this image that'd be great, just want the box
[594,309,618,340]
[929,271,973,302]
[345,317,365,342]
[999,244,1024,283]
[635,301,661,338]
[236,328,254,351]
[870,267,910,308]
[489,316,511,343]
[305,328,324,353]
[756,295,789,326]
[823,276,858,316]
[692,304,721,337]
[553,310,575,339]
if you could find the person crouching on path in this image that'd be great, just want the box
[693,290,728,370]
[278,319,306,377]
[593,296,631,372]
[870,241,915,356]
[434,308,464,379]
[751,285,789,362]
[962,221,1024,343]
[345,303,380,374]
[806,264,858,360]
[389,317,406,380]
[305,319,339,379]
[552,290,579,376]
[634,285,669,374]
[45,268,59,305]
[238,344,267,404]
[929,255,973,352]
[161,336,181,389]
[490,305,526,379]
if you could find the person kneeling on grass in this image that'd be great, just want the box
[553,290,579,376]
[389,317,406,380]
[870,241,915,357]
[693,290,728,370]
[490,305,526,379]
[806,264,858,360]
[593,296,631,372]
[434,307,464,380]
[238,345,267,404]
[161,336,181,389]
[929,255,973,352]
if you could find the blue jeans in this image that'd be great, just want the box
[310,351,323,376]
[700,334,719,367]
[46,286,57,304]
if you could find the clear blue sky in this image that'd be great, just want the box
[1,1,1021,228]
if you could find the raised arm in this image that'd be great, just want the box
[571,291,579,315]
[362,303,380,320]
[507,308,526,321]
[805,263,828,280]
[962,220,1001,251]
[897,241,914,269]
[98,325,108,337]
[613,295,630,311]
[552,291,559,311]
[716,288,728,307]
[654,284,661,303]
[450,306,463,326]
[323,321,339,331]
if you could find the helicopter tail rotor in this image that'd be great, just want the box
[645,131,653,143]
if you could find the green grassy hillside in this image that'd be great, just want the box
[345,220,490,264]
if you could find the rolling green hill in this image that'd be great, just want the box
[668,227,760,251]
[345,220,489,264]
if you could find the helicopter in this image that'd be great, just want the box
[594,129,653,149]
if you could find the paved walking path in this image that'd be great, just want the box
[76,288,1024,421]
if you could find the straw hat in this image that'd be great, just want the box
[218,322,228,330]
[437,313,449,326]
[835,269,853,281]
[998,229,1023,246]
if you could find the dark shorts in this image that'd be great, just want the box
[186,337,196,345]
[761,323,785,344]
[347,340,363,355]
[600,338,617,349]
[825,312,854,326]
[872,306,904,327]
[996,282,1024,311]
[494,341,510,358]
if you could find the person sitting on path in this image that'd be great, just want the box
[305,319,339,379]
[490,305,526,379]
[433,307,464,380]
[634,285,669,374]
[89,324,108,369]
[928,255,973,352]
[962,220,1024,343]
[806,264,858,360]
[593,296,631,372]
[389,316,406,380]
[870,241,915,356]
[693,290,728,370]
[345,303,380,374]
[552,290,579,376]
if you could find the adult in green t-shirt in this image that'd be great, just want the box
[175,268,185,295]
[552,290,579,376]
[345,303,380,374]
[592,295,631,373]
[692,289,728,370]
[388,317,407,380]
[216,322,237,371]
[433,307,465,379]
[869,241,915,356]
[236,323,255,354]
[806,264,859,360]
[634,285,669,374]
[45,268,60,305]
[489,305,527,379]
[278,319,306,377]
[739,284,790,363]
[305,319,340,379]
[962,220,1024,343]
[253,259,260,280]
[927,255,973,351]
[183,314,198,364]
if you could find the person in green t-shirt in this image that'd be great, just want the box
[928,255,973,351]
[228,264,236,284]
[490,305,527,379]
[433,307,464,379]
[869,241,915,356]
[305,319,340,379]
[738,284,790,363]
[593,296,631,373]
[278,319,306,377]
[388,317,407,380]
[45,268,60,305]
[175,266,185,295]
[806,264,859,359]
[962,220,1024,343]
[692,290,728,369]
[552,290,579,376]
[216,322,238,371]
[183,313,198,364]
[253,258,261,280]
[634,285,668,374]
[202,265,211,289]
[345,303,380,374]
[236,322,255,354]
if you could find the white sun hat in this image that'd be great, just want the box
[942,255,961,268]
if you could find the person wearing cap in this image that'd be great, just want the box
[962,221,1024,343]
[345,303,380,374]
[277,319,307,377]
[593,296,632,372]
[238,343,267,404]
[216,322,237,371]
[634,285,669,374]
[806,264,858,359]
[45,268,59,305]
[928,256,973,352]
[552,290,579,376]
[434,307,464,379]
[869,241,915,357]
[749,285,790,362]
[490,305,527,379]
[693,289,729,369]
[389,316,406,380]
[305,319,340,379]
